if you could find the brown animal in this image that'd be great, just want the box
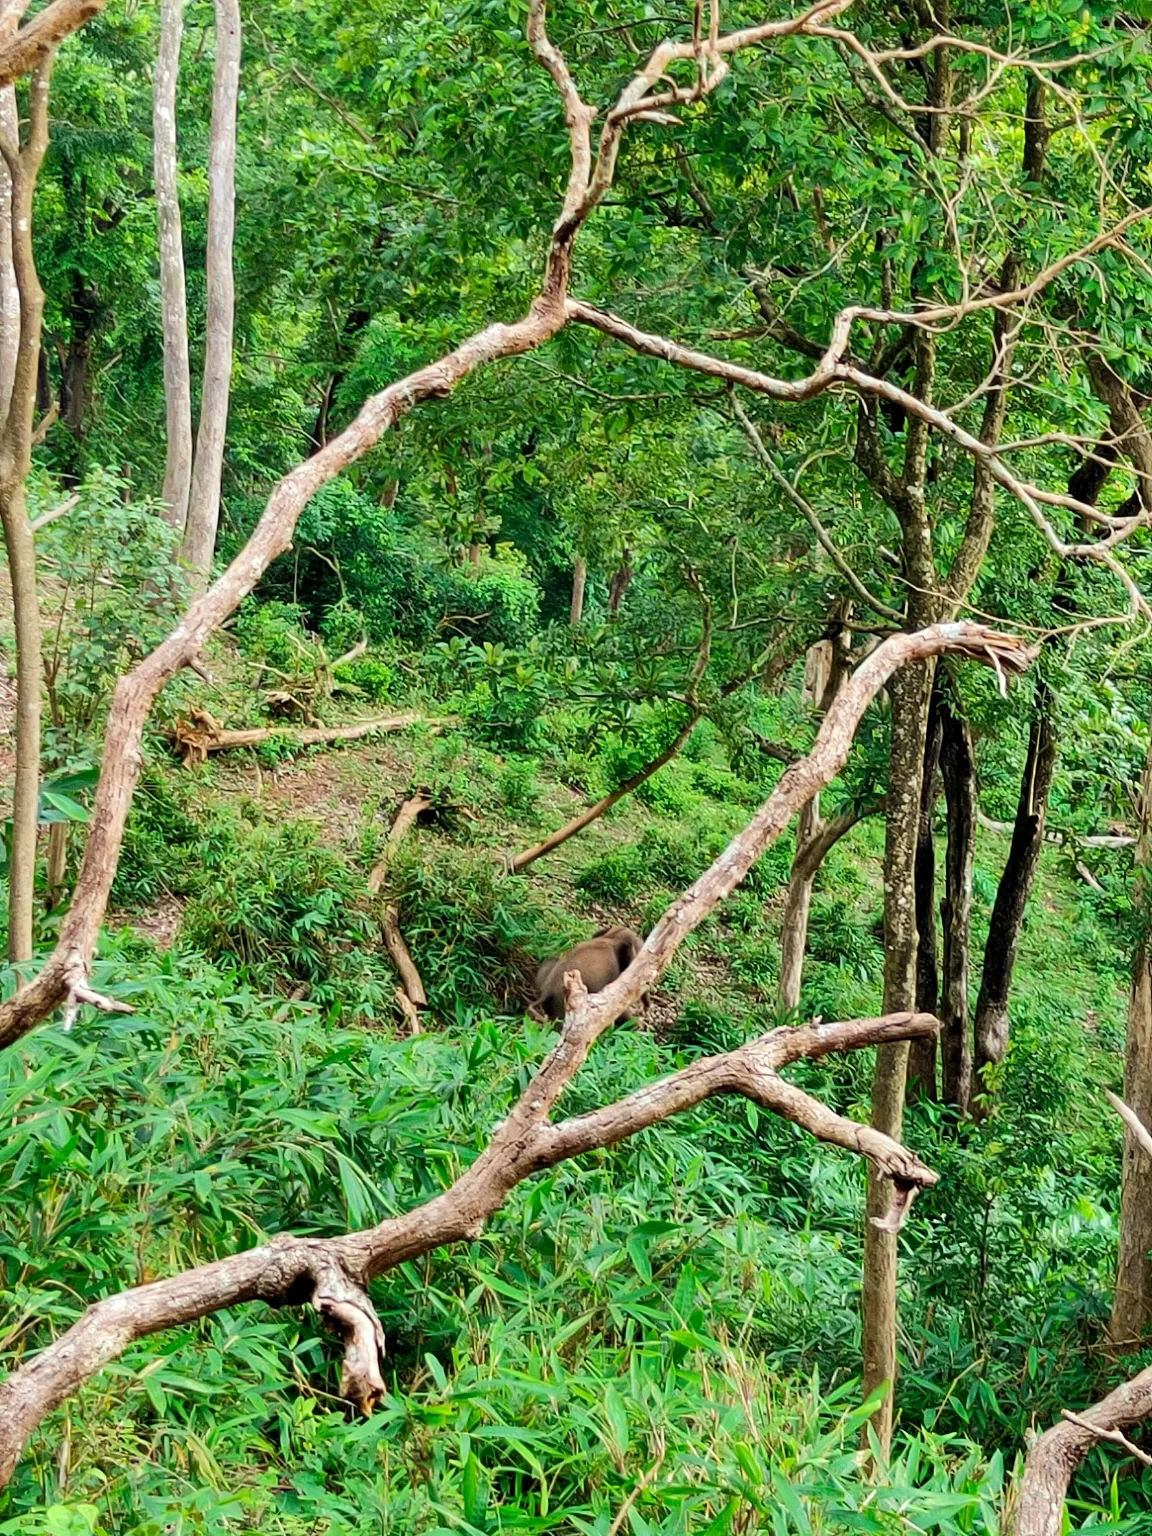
[533,925,646,1022]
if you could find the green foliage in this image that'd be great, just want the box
[34,467,188,762]
[0,953,1030,1534]
[11,1,1152,1528]
[181,815,393,1016]
[383,845,571,1014]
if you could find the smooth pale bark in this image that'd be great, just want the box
[153,0,192,530]
[569,555,586,623]
[776,801,879,1014]
[972,697,1056,1102]
[181,0,239,580]
[777,628,856,1014]
[1015,1362,1152,1536]
[0,54,51,963]
[938,700,976,1110]
[776,794,820,1015]
[1,477,40,961]
[44,818,65,907]
[0,4,23,415]
[1109,707,1152,1350]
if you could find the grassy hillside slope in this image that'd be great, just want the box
[0,689,1142,1534]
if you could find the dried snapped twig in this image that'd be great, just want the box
[369,793,434,1030]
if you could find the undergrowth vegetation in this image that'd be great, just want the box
[1,625,1145,1529]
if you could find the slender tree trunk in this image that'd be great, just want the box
[59,269,95,450]
[776,626,856,1014]
[181,0,239,581]
[776,800,879,1014]
[0,53,52,963]
[154,0,192,531]
[862,653,935,1448]
[777,794,820,1015]
[1108,710,1152,1351]
[569,555,586,624]
[0,14,20,418]
[2,480,40,961]
[908,696,943,1099]
[972,692,1056,1102]
[938,699,975,1110]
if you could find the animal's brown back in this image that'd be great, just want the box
[534,926,644,1019]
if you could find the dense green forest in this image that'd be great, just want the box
[6,0,1152,1531]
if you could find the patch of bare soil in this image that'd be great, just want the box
[213,742,412,853]
[106,894,184,950]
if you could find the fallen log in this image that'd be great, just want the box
[381,903,425,1004]
[171,710,443,766]
[368,792,433,894]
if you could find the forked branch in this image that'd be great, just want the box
[0,0,102,89]
[0,1008,938,1488]
[1015,1362,1152,1536]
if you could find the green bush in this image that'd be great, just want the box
[384,845,575,1014]
[496,754,542,817]
[574,844,648,903]
[335,654,396,702]
[181,815,391,1015]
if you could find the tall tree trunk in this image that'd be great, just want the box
[306,302,370,453]
[59,269,95,448]
[0,12,20,418]
[0,51,52,963]
[862,650,936,1447]
[1108,710,1152,1351]
[938,698,976,1110]
[181,0,239,582]
[154,0,192,531]
[44,819,65,908]
[908,695,943,1098]
[972,692,1056,1103]
[569,555,586,624]
[776,800,879,1014]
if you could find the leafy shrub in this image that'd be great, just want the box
[574,844,647,903]
[806,894,883,978]
[496,754,542,817]
[334,655,395,702]
[233,598,316,671]
[35,467,189,762]
[634,755,700,814]
[0,966,1038,1534]
[111,765,205,907]
[384,845,574,1013]
[181,816,388,1011]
